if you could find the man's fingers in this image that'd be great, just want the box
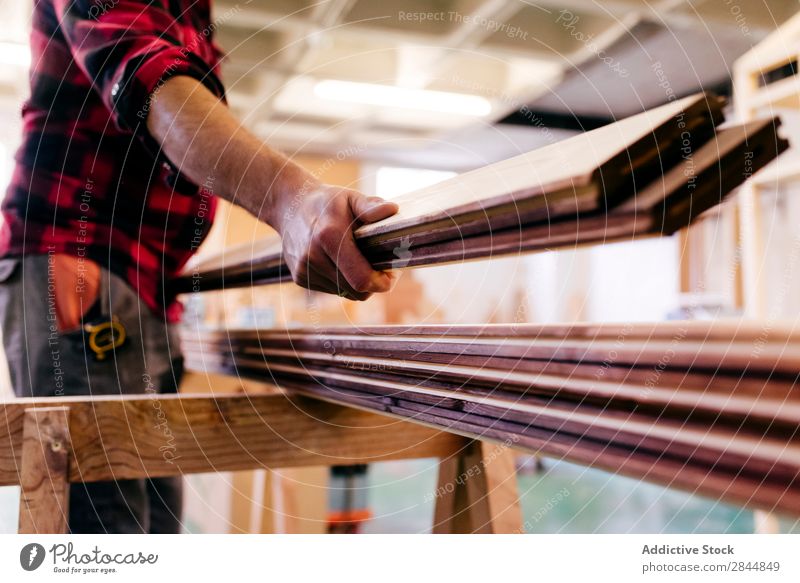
[294,243,373,301]
[307,275,369,301]
[349,193,399,225]
[292,260,337,296]
[329,237,394,294]
[319,227,394,294]
[292,188,398,299]
[309,255,372,301]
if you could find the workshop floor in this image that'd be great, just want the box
[361,457,800,534]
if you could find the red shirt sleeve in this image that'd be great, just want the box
[53,0,225,135]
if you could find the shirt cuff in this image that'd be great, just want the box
[109,46,226,177]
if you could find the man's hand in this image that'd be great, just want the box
[146,76,399,300]
[271,184,399,300]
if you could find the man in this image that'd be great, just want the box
[0,0,398,533]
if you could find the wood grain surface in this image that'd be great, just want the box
[172,94,793,295]
[17,407,71,534]
[183,320,800,516]
[0,394,465,486]
[432,440,522,534]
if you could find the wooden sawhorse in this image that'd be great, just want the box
[0,394,522,534]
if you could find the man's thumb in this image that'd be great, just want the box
[350,194,399,224]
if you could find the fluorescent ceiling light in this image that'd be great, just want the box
[314,80,492,117]
[0,42,30,67]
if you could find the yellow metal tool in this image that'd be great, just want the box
[84,317,127,360]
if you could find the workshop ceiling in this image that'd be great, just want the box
[211,0,798,166]
[0,0,798,168]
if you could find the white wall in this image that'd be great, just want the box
[522,237,680,324]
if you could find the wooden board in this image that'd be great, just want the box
[433,440,522,534]
[182,348,800,427]
[182,319,800,516]
[184,318,800,341]
[17,407,71,534]
[176,94,793,295]
[272,377,800,516]
[356,93,722,240]
[176,118,786,292]
[183,327,800,375]
[184,357,800,470]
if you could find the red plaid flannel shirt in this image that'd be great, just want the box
[0,0,226,321]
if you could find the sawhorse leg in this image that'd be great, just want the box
[433,439,522,534]
[18,406,71,534]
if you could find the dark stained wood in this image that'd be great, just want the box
[275,376,800,516]
[183,314,800,341]
[174,94,792,295]
[182,323,800,376]
[358,94,721,240]
[182,319,800,517]
[185,357,800,474]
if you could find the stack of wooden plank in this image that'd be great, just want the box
[176,92,787,293]
[182,320,800,515]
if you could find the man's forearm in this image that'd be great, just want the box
[145,75,399,299]
[146,76,312,230]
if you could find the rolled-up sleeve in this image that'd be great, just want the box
[55,0,225,134]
